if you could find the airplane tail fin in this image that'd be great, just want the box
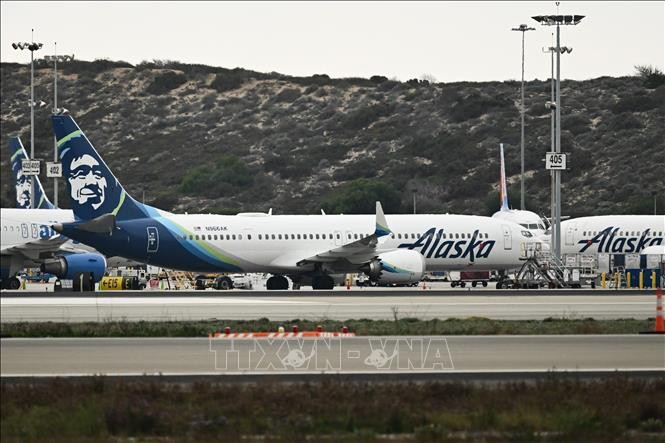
[9,136,55,209]
[374,201,392,237]
[51,113,152,221]
[499,143,510,211]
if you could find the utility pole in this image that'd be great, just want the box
[533,7,585,259]
[12,31,42,209]
[511,24,535,210]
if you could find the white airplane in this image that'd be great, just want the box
[558,215,664,255]
[492,144,547,235]
[50,113,541,290]
[1,137,129,290]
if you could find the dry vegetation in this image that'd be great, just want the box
[2,377,664,441]
[1,59,663,216]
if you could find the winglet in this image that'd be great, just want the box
[499,143,509,211]
[374,201,391,237]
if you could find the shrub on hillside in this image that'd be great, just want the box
[321,178,402,214]
[210,71,246,92]
[145,71,187,95]
[180,155,253,197]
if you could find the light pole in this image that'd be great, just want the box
[532,10,585,259]
[12,30,43,209]
[544,41,572,251]
[511,24,535,211]
[45,44,73,207]
[411,190,416,214]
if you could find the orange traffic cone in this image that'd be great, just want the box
[655,287,664,333]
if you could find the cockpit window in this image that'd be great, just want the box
[521,230,533,238]
[520,224,529,228]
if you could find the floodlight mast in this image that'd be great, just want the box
[511,24,535,211]
[11,29,43,209]
[532,9,584,260]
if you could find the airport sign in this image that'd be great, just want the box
[46,162,62,177]
[21,160,40,176]
[545,152,566,170]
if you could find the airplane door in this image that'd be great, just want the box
[21,223,29,239]
[334,230,343,246]
[31,223,39,238]
[147,227,159,253]
[501,225,512,250]
[564,225,576,247]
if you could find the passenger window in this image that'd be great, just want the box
[322,234,326,239]
[390,234,395,239]
[195,234,199,240]
[238,234,243,240]
[226,234,231,240]
[258,234,262,240]
[297,234,301,240]
[442,233,446,239]
[354,234,358,239]
[455,233,459,239]
[316,234,320,240]
[248,235,251,240]
[336,234,340,239]
[189,235,193,240]
[290,234,295,239]
[207,235,211,240]
[272,234,276,240]
[214,235,218,240]
[232,234,236,240]
[397,234,402,239]
[278,234,282,240]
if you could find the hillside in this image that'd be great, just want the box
[1,59,663,216]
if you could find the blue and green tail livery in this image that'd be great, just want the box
[9,136,55,209]
[51,114,151,221]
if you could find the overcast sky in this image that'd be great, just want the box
[2,1,663,82]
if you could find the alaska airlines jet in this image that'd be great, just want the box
[559,215,664,255]
[51,113,540,290]
[1,137,127,289]
[491,144,547,235]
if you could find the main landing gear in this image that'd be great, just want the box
[266,275,289,290]
[312,274,335,290]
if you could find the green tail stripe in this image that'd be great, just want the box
[11,150,22,161]
[57,130,82,147]
[111,190,126,216]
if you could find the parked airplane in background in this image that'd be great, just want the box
[559,215,664,255]
[1,137,132,290]
[10,137,55,209]
[50,113,541,290]
[492,144,547,236]
[488,143,664,256]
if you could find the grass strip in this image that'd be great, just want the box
[0,317,655,338]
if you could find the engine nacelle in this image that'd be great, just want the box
[362,250,426,285]
[41,252,107,282]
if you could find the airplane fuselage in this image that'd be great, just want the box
[62,212,536,274]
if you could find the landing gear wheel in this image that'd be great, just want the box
[266,275,289,290]
[312,275,334,290]
[451,281,457,288]
[482,281,488,287]
[472,281,478,288]
[8,277,21,290]
[460,281,466,288]
[496,281,503,289]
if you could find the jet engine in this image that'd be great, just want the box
[41,252,107,282]
[361,250,425,285]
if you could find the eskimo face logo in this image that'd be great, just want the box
[68,154,107,210]
[15,168,30,209]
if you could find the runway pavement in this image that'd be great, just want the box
[2,335,662,377]
[0,293,657,322]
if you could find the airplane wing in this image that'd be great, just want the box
[296,202,392,266]
[1,236,69,261]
